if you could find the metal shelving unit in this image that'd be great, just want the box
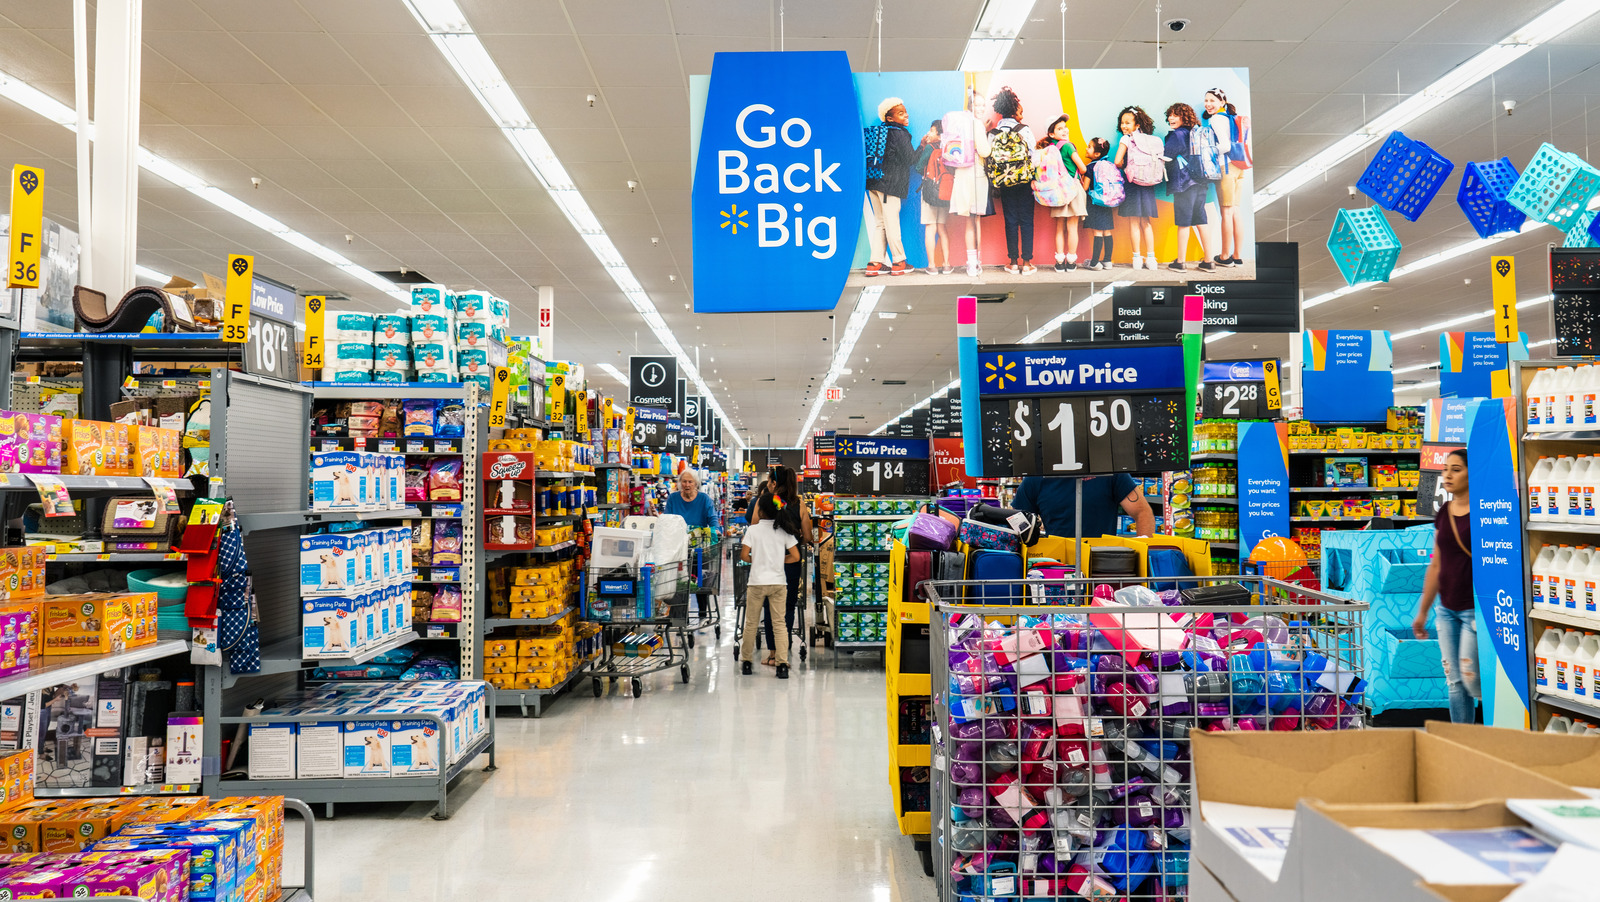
[0,639,188,700]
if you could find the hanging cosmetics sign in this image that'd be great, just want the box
[628,355,677,409]
[690,55,1256,311]
[967,342,1188,477]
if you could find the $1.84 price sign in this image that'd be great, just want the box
[850,459,906,493]
[833,437,929,495]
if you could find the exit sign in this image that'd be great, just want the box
[825,387,843,401]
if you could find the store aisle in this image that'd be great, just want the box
[297,603,935,902]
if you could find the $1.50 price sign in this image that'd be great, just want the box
[833,437,928,495]
[1200,359,1281,420]
[976,343,1188,477]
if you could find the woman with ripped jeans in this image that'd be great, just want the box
[1413,450,1479,723]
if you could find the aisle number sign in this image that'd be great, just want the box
[488,367,510,429]
[575,390,588,432]
[8,165,42,289]
[1262,360,1281,411]
[1491,256,1518,343]
[303,295,326,370]
[549,374,566,420]
[222,255,253,344]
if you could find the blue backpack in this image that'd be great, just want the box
[864,124,889,181]
[1146,546,1197,592]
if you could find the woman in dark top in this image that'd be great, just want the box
[1413,450,1478,723]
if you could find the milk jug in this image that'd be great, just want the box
[1528,368,1555,431]
[1568,457,1593,523]
[1584,551,1600,620]
[1579,364,1599,428]
[1530,457,1553,521]
[1548,367,1574,428]
[1532,545,1557,611]
[1548,457,1575,524]
[1536,627,1562,692]
[1546,714,1572,733]
[1564,546,1593,611]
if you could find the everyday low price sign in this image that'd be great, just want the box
[834,436,929,495]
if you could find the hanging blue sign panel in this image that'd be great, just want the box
[1237,421,1289,557]
[1302,330,1394,423]
[1465,397,1528,728]
[1437,330,1529,399]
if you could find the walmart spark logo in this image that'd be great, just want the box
[984,355,1018,388]
[836,439,855,456]
[720,204,749,236]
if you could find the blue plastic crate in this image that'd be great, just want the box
[1508,142,1600,230]
[1456,157,1527,238]
[1327,206,1402,285]
[1357,131,1455,221]
[1567,211,1599,248]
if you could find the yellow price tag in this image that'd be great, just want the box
[303,295,326,370]
[25,376,40,385]
[488,366,510,429]
[1262,360,1282,413]
[221,254,253,344]
[161,380,177,388]
[8,165,43,289]
[550,374,566,420]
[576,390,589,433]
[1491,256,1518,342]
[121,376,137,390]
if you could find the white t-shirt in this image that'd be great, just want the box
[741,520,798,586]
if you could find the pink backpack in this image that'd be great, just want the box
[941,110,976,168]
[1089,160,1125,207]
[1123,132,1166,187]
[1032,147,1074,207]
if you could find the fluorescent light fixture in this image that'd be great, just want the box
[1205,331,1235,344]
[959,38,1013,72]
[596,363,628,385]
[1396,380,1442,393]
[400,1,744,449]
[1394,362,1438,375]
[134,265,168,283]
[0,65,409,306]
[1390,293,1550,341]
[795,287,882,446]
[1253,0,1600,212]
[958,0,1037,71]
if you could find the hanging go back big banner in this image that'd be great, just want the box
[691,54,1257,312]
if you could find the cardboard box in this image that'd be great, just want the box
[40,592,137,654]
[1425,721,1600,789]
[1190,729,1579,902]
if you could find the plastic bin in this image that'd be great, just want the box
[1507,142,1600,230]
[1456,157,1526,239]
[1356,131,1454,221]
[1327,206,1401,285]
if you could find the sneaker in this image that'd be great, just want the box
[966,263,982,278]
[1054,261,1068,272]
[890,261,912,276]
[1020,263,1037,274]
[1005,264,1021,275]
[1063,259,1077,270]
[741,661,752,675]
[1166,261,1187,273]
[1087,260,1105,271]
[1146,254,1158,270]
[1197,261,1216,273]
[776,664,790,680]
[1131,256,1144,270]
[863,262,887,276]
[1213,255,1231,268]
[1229,257,1244,266]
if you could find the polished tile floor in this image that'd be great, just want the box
[284,600,937,902]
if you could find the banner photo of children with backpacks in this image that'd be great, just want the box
[844,67,1254,286]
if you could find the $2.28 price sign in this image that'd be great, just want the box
[1200,359,1281,420]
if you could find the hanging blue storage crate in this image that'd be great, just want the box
[1566,211,1598,248]
[1456,157,1527,238]
[1356,131,1455,221]
[1507,142,1600,230]
[1327,206,1402,285]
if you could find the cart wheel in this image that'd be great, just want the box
[688,633,696,649]
[592,678,601,697]
[680,665,690,683]
[715,625,722,639]
[917,841,934,877]
[631,678,642,697]
[801,646,808,663]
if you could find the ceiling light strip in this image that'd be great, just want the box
[1252,0,1600,212]
[795,286,882,446]
[400,0,743,449]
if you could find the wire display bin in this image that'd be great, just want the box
[584,557,693,698]
[687,536,726,644]
[927,575,1367,900]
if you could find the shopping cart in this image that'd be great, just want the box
[923,575,1367,899]
[584,556,692,698]
[729,544,811,662]
[686,536,725,647]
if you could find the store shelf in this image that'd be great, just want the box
[596,502,629,510]
[44,551,186,562]
[0,474,196,492]
[834,640,886,649]
[1290,517,1432,524]
[308,382,468,398]
[594,462,630,469]
[1206,541,1240,550]
[1527,430,1600,442]
[1536,692,1600,721]
[491,666,587,717]
[1525,519,1600,535]
[1191,496,1237,505]
[35,783,201,799]
[536,471,576,478]
[310,437,463,455]
[214,728,493,807]
[0,640,187,700]
[1531,607,1600,631]
[485,606,574,628]
[1289,449,1420,456]
[239,507,423,534]
[834,604,889,613]
[21,331,229,348]
[233,632,419,687]
[536,514,584,524]
[1190,453,1237,462]
[834,514,909,521]
[1288,487,1406,494]
[833,549,892,560]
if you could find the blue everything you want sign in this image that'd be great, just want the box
[976,345,1187,398]
[834,437,928,459]
[1465,397,1528,727]
[691,51,865,313]
[1236,421,1288,557]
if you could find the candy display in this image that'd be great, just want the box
[934,582,1365,899]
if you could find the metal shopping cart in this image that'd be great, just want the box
[584,556,692,698]
[686,536,725,647]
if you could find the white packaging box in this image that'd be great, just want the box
[299,532,363,597]
[294,721,342,779]
[310,452,366,510]
[302,595,360,659]
[247,722,296,780]
[165,716,203,784]
[389,717,442,777]
[342,719,390,778]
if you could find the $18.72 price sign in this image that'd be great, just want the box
[976,343,1188,476]
[833,437,928,495]
[1200,359,1282,420]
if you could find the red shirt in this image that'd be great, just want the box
[1434,504,1474,612]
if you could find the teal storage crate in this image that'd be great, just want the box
[1327,206,1401,285]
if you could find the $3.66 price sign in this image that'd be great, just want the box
[833,437,929,495]
[1201,359,1282,420]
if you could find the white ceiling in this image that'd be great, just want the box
[0,0,1596,443]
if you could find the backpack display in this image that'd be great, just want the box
[1123,132,1166,187]
[1189,124,1224,181]
[1032,147,1074,207]
[1089,160,1125,207]
[1146,545,1198,592]
[985,126,1036,188]
[864,123,889,181]
[941,110,976,168]
[922,151,951,207]
[1229,113,1253,169]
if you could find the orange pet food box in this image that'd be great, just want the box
[40,592,138,654]
[60,419,125,476]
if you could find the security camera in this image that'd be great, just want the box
[587,94,597,107]
[1165,18,1189,31]
[627,180,639,192]
[251,177,262,189]
[1503,99,1517,116]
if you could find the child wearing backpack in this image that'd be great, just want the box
[1203,88,1247,267]
[913,120,953,274]
[1113,106,1162,271]
[1162,102,1217,274]
[1035,115,1090,272]
[863,97,915,277]
[943,90,995,278]
[985,87,1039,275]
[1082,138,1121,270]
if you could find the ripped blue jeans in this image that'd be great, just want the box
[1434,605,1481,724]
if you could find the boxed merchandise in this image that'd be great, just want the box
[40,592,144,654]
[411,284,453,317]
[342,720,391,778]
[389,719,442,777]
[301,595,360,659]
[1323,457,1368,487]
[0,411,62,474]
[310,452,369,510]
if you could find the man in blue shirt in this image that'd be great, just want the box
[1013,474,1155,539]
